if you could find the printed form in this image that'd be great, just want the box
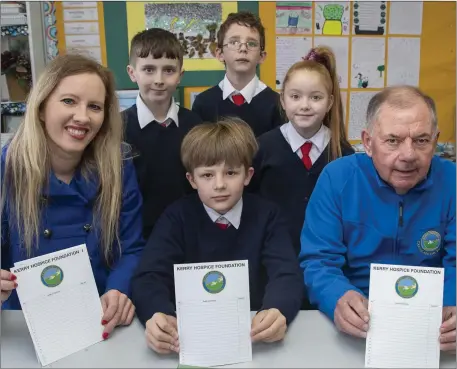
[174,260,252,367]
[12,244,103,367]
[365,264,444,368]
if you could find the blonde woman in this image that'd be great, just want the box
[0,54,145,340]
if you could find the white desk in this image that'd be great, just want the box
[1,310,455,368]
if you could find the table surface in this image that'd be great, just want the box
[1,310,455,368]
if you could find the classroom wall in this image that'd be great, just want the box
[54,1,456,144]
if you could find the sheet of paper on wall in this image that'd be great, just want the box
[11,244,103,367]
[314,2,350,36]
[365,264,444,368]
[352,1,387,36]
[64,21,100,35]
[348,91,377,140]
[62,2,97,8]
[351,37,385,89]
[63,8,98,22]
[276,36,312,89]
[388,1,423,35]
[314,36,349,88]
[174,260,252,367]
[387,37,421,86]
[276,2,313,35]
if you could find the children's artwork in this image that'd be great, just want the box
[351,37,385,89]
[388,1,423,35]
[275,36,313,89]
[314,36,349,88]
[353,1,387,35]
[348,91,377,140]
[387,37,421,86]
[276,2,312,35]
[314,2,350,35]
[144,3,222,59]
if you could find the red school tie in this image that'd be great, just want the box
[232,94,245,106]
[300,142,313,170]
[215,217,230,230]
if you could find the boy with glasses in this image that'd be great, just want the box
[192,11,284,137]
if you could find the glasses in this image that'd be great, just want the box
[223,40,261,51]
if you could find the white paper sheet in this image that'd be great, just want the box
[365,264,443,368]
[314,36,349,88]
[62,2,97,8]
[66,47,102,64]
[65,34,100,48]
[12,244,103,367]
[276,36,313,89]
[351,37,385,89]
[387,37,421,86]
[348,91,377,140]
[174,260,252,367]
[63,8,98,22]
[352,1,387,35]
[388,2,423,35]
[314,2,350,35]
[64,22,99,35]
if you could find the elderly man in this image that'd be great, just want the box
[299,86,456,351]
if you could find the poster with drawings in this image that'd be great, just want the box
[348,91,377,140]
[276,2,313,35]
[314,2,350,35]
[353,1,387,36]
[351,37,385,89]
[144,3,222,59]
[314,36,349,88]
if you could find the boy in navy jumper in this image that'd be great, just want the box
[192,11,283,137]
[132,118,303,354]
[123,28,202,239]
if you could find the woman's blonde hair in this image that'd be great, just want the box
[181,117,258,174]
[281,46,351,161]
[2,53,123,264]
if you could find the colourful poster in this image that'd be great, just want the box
[276,2,312,35]
[314,2,350,35]
[145,3,222,59]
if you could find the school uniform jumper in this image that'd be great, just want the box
[250,123,355,256]
[300,154,456,320]
[192,75,284,137]
[123,96,202,240]
[1,146,145,310]
[131,193,304,325]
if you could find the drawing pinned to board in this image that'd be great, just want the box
[145,3,222,59]
[353,1,387,35]
[315,2,350,35]
[276,2,312,35]
[387,37,420,86]
[351,37,385,89]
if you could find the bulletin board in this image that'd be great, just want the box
[257,1,456,145]
[52,1,455,146]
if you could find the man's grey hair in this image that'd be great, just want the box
[365,85,438,134]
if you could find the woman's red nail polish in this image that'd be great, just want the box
[102,332,109,340]
[102,320,107,325]
[10,274,17,281]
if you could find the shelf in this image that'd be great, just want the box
[1,24,28,36]
[1,101,26,115]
